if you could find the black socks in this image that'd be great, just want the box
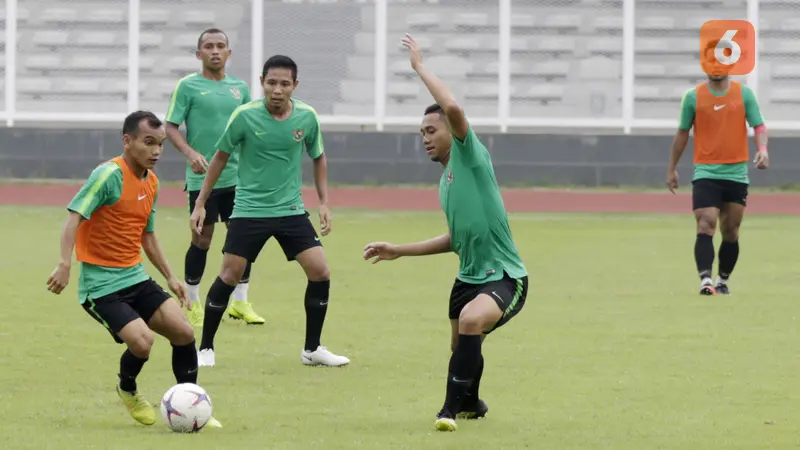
[119,349,148,393]
[718,240,740,280]
[185,244,209,286]
[694,234,715,279]
[442,334,483,417]
[199,277,237,351]
[304,280,330,351]
[172,340,199,384]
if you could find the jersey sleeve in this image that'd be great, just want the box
[742,85,765,128]
[305,109,324,159]
[451,124,488,166]
[165,78,192,126]
[67,163,122,220]
[144,184,159,233]
[677,88,696,131]
[216,107,246,154]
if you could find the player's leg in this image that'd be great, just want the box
[715,182,748,294]
[448,319,488,421]
[198,218,271,367]
[82,286,158,426]
[140,281,222,428]
[276,213,349,367]
[436,274,527,432]
[185,189,220,327]
[691,179,723,295]
[220,188,264,324]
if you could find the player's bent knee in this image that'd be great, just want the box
[170,321,195,346]
[123,328,154,358]
[220,254,247,285]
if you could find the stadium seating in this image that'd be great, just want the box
[5,0,800,122]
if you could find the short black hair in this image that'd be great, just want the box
[424,103,444,117]
[197,28,229,49]
[122,110,163,136]
[262,55,298,81]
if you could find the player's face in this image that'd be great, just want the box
[261,68,298,110]
[196,33,230,71]
[123,121,167,171]
[420,113,451,163]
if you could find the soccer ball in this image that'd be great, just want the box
[159,383,213,433]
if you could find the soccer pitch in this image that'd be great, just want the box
[2,205,800,449]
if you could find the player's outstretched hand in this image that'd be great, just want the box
[666,169,679,194]
[754,150,769,170]
[167,277,191,310]
[46,262,70,295]
[319,204,332,236]
[401,33,423,71]
[190,206,206,235]
[363,242,400,264]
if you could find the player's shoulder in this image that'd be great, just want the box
[292,98,319,116]
[232,99,263,116]
[738,82,755,96]
[174,72,201,89]
[680,86,697,103]
[224,74,249,86]
[84,160,122,189]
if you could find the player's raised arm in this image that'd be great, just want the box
[403,34,468,141]
[666,88,696,193]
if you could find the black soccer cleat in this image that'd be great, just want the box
[699,283,716,296]
[715,283,730,295]
[456,399,489,420]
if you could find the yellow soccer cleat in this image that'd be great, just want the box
[434,416,457,432]
[187,304,205,328]
[226,300,265,325]
[205,416,223,429]
[116,386,156,426]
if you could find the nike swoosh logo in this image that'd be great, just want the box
[714,105,726,111]
[138,194,147,200]
[200,91,210,95]
[255,131,267,136]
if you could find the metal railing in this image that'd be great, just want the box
[3,0,796,133]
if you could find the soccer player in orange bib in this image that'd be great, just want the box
[666,42,769,295]
[46,111,221,428]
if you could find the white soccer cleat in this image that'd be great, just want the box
[197,349,215,367]
[301,345,350,367]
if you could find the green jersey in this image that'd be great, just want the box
[438,125,527,284]
[165,72,252,192]
[678,83,764,184]
[216,98,324,219]
[67,162,157,303]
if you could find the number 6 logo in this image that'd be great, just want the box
[700,20,755,76]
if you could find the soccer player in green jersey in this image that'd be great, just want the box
[165,28,266,327]
[666,41,769,295]
[362,34,528,432]
[189,55,350,368]
[46,111,221,429]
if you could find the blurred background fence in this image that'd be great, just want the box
[2,0,800,187]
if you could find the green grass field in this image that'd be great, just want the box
[2,205,800,449]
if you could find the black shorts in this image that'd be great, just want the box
[81,279,172,344]
[188,186,236,225]
[222,212,322,263]
[691,178,749,210]
[448,272,528,334]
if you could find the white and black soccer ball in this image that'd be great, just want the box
[160,383,213,433]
